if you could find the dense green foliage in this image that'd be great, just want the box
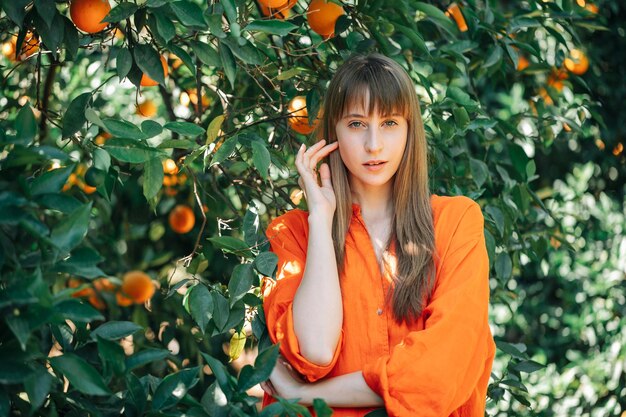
[0,0,623,416]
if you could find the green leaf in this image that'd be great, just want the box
[251,141,270,179]
[495,252,512,280]
[50,203,92,253]
[221,36,263,66]
[103,2,139,22]
[201,353,232,396]
[134,44,165,86]
[446,86,476,109]
[237,344,279,392]
[168,43,196,73]
[228,264,254,306]
[254,252,278,277]
[5,315,30,351]
[85,108,106,129]
[15,105,37,143]
[104,138,159,163]
[158,139,197,149]
[211,136,238,166]
[54,247,105,279]
[219,43,237,89]
[469,158,488,187]
[313,399,333,417]
[496,341,528,359]
[206,115,225,146]
[91,321,143,340]
[164,121,205,136]
[188,284,214,333]
[413,1,457,34]
[49,354,111,396]
[395,23,429,56]
[63,17,79,59]
[62,93,91,138]
[126,348,170,371]
[3,0,29,28]
[143,157,163,200]
[35,0,56,27]
[170,1,207,27]
[30,165,74,196]
[190,40,221,67]
[485,205,505,237]
[139,120,162,139]
[512,360,545,374]
[245,20,298,36]
[154,11,176,42]
[206,13,227,38]
[153,367,200,410]
[208,236,252,257]
[484,45,503,69]
[103,118,147,140]
[452,106,470,129]
[54,299,104,323]
[36,13,64,60]
[97,336,126,376]
[116,47,133,80]
[211,292,229,331]
[364,409,388,417]
[24,367,54,412]
[93,147,111,172]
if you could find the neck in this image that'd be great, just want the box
[350,182,394,224]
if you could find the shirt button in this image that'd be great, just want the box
[376,308,383,316]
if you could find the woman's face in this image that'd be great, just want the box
[335,99,408,192]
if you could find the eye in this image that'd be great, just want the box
[348,121,365,128]
[383,120,398,127]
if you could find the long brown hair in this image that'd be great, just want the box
[318,53,436,323]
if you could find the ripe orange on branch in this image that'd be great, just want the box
[70,0,112,34]
[140,55,169,87]
[136,99,157,117]
[169,205,195,234]
[306,0,345,39]
[564,49,589,75]
[120,271,155,304]
[258,0,288,8]
[446,3,468,32]
[288,96,319,135]
[260,0,296,19]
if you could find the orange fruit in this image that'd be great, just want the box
[94,132,111,145]
[614,143,624,156]
[162,159,179,175]
[1,38,16,60]
[121,271,155,304]
[538,88,554,106]
[70,0,112,34]
[163,187,178,197]
[70,279,106,310]
[116,291,134,306]
[517,56,529,71]
[3,33,39,62]
[168,205,195,234]
[162,175,177,187]
[287,96,318,135]
[595,139,605,150]
[258,0,288,8]
[446,3,468,32]
[306,0,345,39]
[564,49,589,75]
[585,3,598,13]
[136,99,157,117]
[140,55,168,87]
[260,0,296,19]
[94,278,116,292]
[170,54,183,70]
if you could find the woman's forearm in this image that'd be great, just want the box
[298,371,383,407]
[292,213,343,366]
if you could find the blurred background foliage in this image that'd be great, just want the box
[0,0,624,415]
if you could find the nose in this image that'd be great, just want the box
[364,128,383,154]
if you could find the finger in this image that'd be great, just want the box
[308,141,339,171]
[319,163,333,189]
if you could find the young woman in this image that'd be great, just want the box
[260,53,495,416]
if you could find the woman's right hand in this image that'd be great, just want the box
[295,139,339,222]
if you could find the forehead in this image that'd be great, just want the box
[340,86,407,118]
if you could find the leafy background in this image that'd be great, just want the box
[0,0,624,416]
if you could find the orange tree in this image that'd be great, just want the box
[0,0,616,416]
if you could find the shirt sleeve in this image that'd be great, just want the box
[361,200,496,417]
[262,211,343,383]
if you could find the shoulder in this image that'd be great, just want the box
[430,194,484,254]
[266,209,309,245]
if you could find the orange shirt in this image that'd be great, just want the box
[262,195,496,417]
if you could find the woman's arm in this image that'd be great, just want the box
[292,140,343,366]
[265,358,383,407]
[292,213,342,365]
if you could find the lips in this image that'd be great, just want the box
[363,160,386,166]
